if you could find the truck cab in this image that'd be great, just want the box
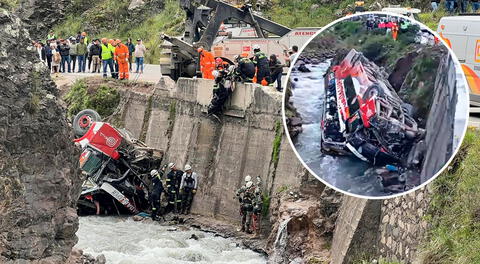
[438,15,480,106]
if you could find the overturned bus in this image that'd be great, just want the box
[73,109,162,215]
[321,49,424,167]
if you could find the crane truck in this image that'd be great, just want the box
[160,0,320,80]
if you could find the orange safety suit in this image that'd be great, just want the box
[392,22,399,41]
[200,51,215,79]
[114,43,130,80]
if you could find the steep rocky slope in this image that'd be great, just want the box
[0,10,85,263]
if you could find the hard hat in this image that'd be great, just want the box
[197,47,204,53]
[115,39,122,43]
[241,52,249,58]
[212,70,220,78]
[215,57,223,64]
[252,44,260,50]
[246,181,253,188]
[168,162,176,169]
[150,169,159,176]
[108,39,114,44]
[184,164,192,171]
[245,175,252,182]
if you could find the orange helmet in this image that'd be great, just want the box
[215,57,223,64]
[241,52,249,58]
[115,39,121,43]
[108,39,115,45]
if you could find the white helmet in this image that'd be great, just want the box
[252,44,260,50]
[184,164,192,171]
[245,175,252,182]
[150,170,159,177]
[168,162,176,169]
[246,181,253,188]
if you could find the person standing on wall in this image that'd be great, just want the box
[126,38,135,72]
[179,164,198,215]
[134,39,146,74]
[197,47,215,79]
[252,45,271,85]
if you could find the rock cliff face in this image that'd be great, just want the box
[0,10,82,263]
[15,0,70,40]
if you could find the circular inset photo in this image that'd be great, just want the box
[283,12,469,199]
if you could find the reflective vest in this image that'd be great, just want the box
[101,44,115,60]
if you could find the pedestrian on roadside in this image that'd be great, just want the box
[87,40,93,72]
[101,38,115,78]
[77,37,88,72]
[134,39,146,74]
[431,0,441,11]
[70,39,78,72]
[472,0,480,12]
[90,39,102,73]
[459,0,468,13]
[58,39,71,73]
[114,39,130,80]
[47,31,57,42]
[269,54,283,92]
[51,44,61,73]
[109,39,119,79]
[126,38,135,72]
[445,0,456,13]
[46,41,53,70]
[36,42,46,63]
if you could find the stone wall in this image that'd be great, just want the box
[378,186,432,263]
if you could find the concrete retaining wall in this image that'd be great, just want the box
[119,77,306,223]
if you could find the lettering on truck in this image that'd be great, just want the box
[294,31,317,36]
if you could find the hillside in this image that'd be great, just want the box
[43,0,451,65]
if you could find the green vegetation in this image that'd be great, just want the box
[53,0,183,64]
[271,120,283,167]
[262,193,271,217]
[418,129,480,264]
[276,185,288,194]
[0,0,18,10]
[64,79,121,118]
[355,259,403,264]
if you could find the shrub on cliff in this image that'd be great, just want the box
[64,79,120,118]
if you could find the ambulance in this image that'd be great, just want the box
[437,15,480,106]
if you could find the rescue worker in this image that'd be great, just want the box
[114,39,130,80]
[236,177,257,234]
[235,54,255,83]
[198,47,215,79]
[252,45,270,85]
[215,57,229,70]
[81,32,89,44]
[109,39,119,79]
[150,169,164,220]
[101,38,115,78]
[165,163,184,214]
[208,67,232,117]
[179,164,198,215]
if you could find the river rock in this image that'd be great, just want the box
[0,10,82,263]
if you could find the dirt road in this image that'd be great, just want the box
[52,63,162,87]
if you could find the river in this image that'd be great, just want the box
[75,216,267,264]
[289,61,386,196]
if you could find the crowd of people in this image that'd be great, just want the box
[34,31,148,80]
[201,44,298,118]
[431,0,480,13]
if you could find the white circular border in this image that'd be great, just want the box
[281,11,470,200]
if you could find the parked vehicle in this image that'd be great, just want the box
[437,15,480,107]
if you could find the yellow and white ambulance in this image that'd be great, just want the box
[437,15,480,106]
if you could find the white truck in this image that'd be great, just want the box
[437,15,480,106]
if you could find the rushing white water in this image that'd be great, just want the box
[76,216,266,264]
[268,217,291,264]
